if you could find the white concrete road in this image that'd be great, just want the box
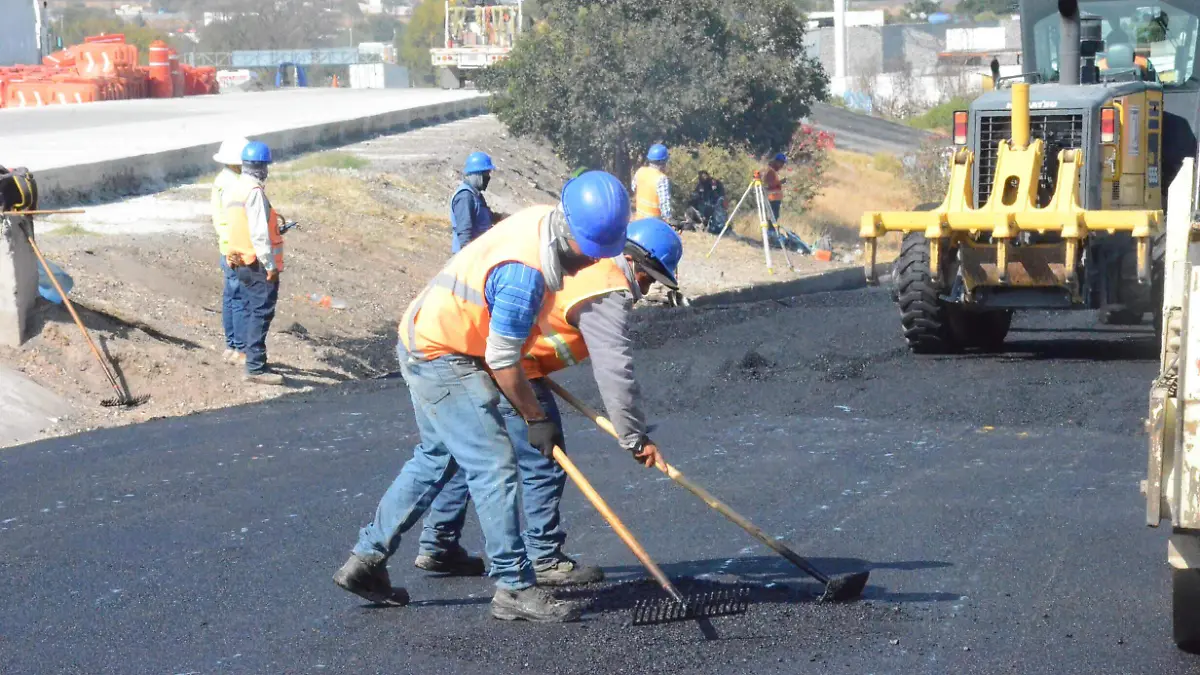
[0,88,488,205]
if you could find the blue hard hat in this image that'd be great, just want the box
[464,151,495,175]
[773,152,787,163]
[242,141,273,164]
[560,171,630,259]
[625,217,682,289]
[647,143,669,162]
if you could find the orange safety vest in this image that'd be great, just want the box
[521,257,632,380]
[225,175,284,271]
[1098,55,1150,71]
[401,205,557,361]
[763,167,784,202]
[633,165,667,219]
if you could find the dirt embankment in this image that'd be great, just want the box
[4,115,908,445]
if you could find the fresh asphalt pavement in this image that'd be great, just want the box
[0,287,1192,674]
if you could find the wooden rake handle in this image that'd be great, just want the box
[550,444,685,604]
[545,378,833,585]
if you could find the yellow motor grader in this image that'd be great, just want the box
[859,0,1200,652]
[860,0,1181,354]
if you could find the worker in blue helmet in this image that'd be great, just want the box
[411,216,680,589]
[632,143,673,223]
[335,170,640,622]
[450,151,498,253]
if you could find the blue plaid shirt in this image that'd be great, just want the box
[484,262,546,340]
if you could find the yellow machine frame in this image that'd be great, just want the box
[859,82,1162,299]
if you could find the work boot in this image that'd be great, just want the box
[534,553,605,587]
[333,555,410,606]
[413,546,487,576]
[244,371,285,386]
[490,585,584,622]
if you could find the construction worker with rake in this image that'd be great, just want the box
[411,216,682,587]
[334,171,652,622]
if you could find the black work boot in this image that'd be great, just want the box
[534,553,605,587]
[491,586,584,622]
[333,555,410,606]
[413,546,487,576]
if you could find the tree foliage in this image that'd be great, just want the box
[476,0,829,183]
[198,0,353,51]
[398,0,445,85]
[56,7,169,60]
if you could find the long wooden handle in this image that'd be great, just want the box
[25,231,123,395]
[546,378,832,585]
[551,445,684,604]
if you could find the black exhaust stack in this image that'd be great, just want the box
[1059,0,1081,85]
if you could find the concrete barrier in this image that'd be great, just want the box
[32,94,490,207]
[691,263,890,307]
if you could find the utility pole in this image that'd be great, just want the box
[833,0,847,96]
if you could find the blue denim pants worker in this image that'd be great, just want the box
[418,377,567,564]
[235,262,279,375]
[220,256,246,352]
[353,345,536,591]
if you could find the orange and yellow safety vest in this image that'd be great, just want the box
[633,165,667,219]
[400,205,557,361]
[521,257,632,380]
[225,176,284,271]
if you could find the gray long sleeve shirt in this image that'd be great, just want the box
[568,259,646,451]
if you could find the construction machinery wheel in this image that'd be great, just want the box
[1174,567,1200,653]
[951,310,1013,352]
[888,202,939,303]
[895,231,957,354]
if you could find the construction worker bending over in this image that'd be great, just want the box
[212,136,250,367]
[632,143,673,223]
[334,171,653,622]
[413,217,681,586]
[450,151,497,253]
[224,141,287,387]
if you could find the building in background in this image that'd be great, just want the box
[0,0,48,67]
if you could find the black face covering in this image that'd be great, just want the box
[560,250,594,276]
[480,172,491,191]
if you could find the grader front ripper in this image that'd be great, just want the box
[863,0,1200,652]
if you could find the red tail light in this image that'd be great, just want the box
[1101,107,1117,143]
[953,110,968,145]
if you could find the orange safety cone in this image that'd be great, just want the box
[332,74,339,88]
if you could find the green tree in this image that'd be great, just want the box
[476,0,828,184]
[56,7,169,61]
[398,0,445,85]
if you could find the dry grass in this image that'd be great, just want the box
[724,149,916,258]
[280,151,370,172]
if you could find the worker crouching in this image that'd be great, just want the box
[224,141,287,387]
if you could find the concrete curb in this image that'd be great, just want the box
[690,263,891,307]
[38,94,491,207]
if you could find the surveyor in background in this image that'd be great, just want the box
[450,151,496,253]
[211,136,249,366]
[224,141,287,387]
[413,216,680,587]
[631,143,673,223]
[763,152,789,246]
[688,170,726,234]
[334,171,653,623]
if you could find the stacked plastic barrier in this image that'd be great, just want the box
[0,34,219,109]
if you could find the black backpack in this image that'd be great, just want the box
[0,166,38,213]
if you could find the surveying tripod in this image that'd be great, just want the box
[705,170,802,273]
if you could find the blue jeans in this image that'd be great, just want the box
[220,257,246,352]
[353,346,535,591]
[418,377,567,564]
[235,263,278,375]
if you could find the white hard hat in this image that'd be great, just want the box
[213,136,250,165]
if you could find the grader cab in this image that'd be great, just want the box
[859,0,1200,354]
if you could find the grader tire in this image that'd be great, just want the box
[1174,567,1200,653]
[895,232,957,354]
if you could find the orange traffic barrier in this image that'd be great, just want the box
[148,40,171,98]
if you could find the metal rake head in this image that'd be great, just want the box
[630,587,750,626]
[101,394,150,408]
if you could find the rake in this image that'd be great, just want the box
[546,378,869,603]
[550,445,749,626]
[20,221,148,408]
